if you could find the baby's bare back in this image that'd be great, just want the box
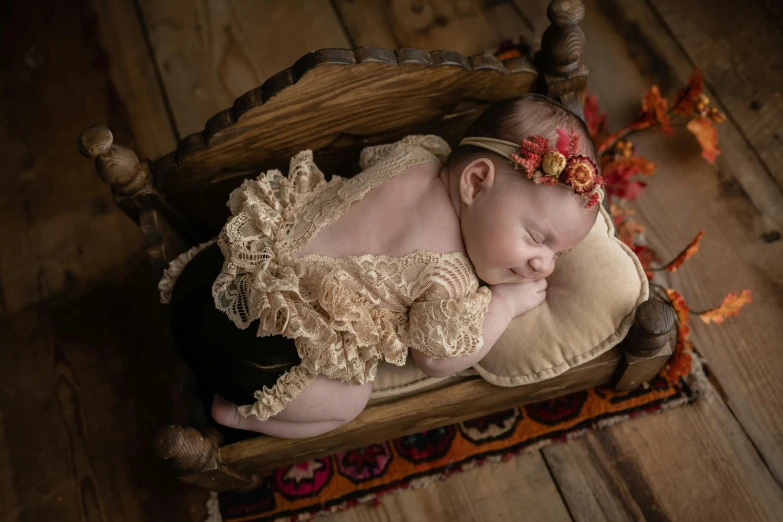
[295,162,465,259]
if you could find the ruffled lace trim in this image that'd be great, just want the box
[158,239,217,304]
[237,365,316,421]
[208,135,489,419]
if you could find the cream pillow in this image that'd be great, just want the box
[475,205,648,386]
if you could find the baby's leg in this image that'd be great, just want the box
[212,376,373,438]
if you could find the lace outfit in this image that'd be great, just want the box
[160,135,491,421]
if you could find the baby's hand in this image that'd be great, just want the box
[490,279,547,319]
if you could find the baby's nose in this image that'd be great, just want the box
[529,256,554,275]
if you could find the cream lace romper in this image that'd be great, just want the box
[160,135,491,421]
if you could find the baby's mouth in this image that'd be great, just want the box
[510,267,537,280]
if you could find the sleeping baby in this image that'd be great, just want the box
[160,93,604,438]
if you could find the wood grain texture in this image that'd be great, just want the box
[542,385,783,521]
[587,0,783,485]
[137,0,352,138]
[87,0,178,159]
[516,0,783,488]
[323,451,571,522]
[0,0,176,316]
[217,349,620,481]
[334,0,501,56]
[0,259,207,522]
[649,0,783,190]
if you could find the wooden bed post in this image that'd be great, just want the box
[537,0,589,116]
[615,299,676,390]
[153,425,258,491]
[77,126,200,276]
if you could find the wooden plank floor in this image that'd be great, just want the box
[1,0,781,521]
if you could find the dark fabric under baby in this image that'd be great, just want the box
[169,243,302,407]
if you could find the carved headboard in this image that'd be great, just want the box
[77,0,588,275]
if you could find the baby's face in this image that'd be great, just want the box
[458,159,595,285]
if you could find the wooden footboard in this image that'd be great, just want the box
[153,298,675,491]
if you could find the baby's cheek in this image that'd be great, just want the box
[484,224,520,265]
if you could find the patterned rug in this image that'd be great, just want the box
[211,354,705,522]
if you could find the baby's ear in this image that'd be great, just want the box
[459,158,496,205]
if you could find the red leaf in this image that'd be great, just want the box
[604,177,647,202]
[642,85,673,135]
[699,290,752,324]
[632,245,659,279]
[664,230,705,272]
[687,117,721,163]
[673,69,704,115]
[583,92,608,140]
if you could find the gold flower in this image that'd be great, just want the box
[542,150,567,177]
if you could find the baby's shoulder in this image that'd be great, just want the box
[376,163,465,257]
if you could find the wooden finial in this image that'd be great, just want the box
[77,126,114,158]
[153,425,221,473]
[77,125,150,196]
[625,299,676,356]
[540,0,586,77]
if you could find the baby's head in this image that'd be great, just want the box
[445,94,601,285]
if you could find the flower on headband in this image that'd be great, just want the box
[505,129,605,209]
[510,135,548,177]
[542,151,567,177]
[562,155,600,194]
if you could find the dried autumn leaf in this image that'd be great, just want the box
[666,349,693,382]
[602,156,653,202]
[603,156,656,177]
[664,288,691,339]
[687,117,721,163]
[673,69,704,115]
[611,204,636,228]
[642,85,673,135]
[632,245,659,279]
[699,290,752,324]
[664,230,705,272]
[617,219,645,249]
[584,92,608,140]
[664,288,692,349]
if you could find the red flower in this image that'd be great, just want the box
[510,134,550,177]
[561,155,599,193]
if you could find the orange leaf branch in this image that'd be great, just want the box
[697,290,753,324]
[662,230,705,272]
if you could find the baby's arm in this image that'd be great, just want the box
[412,279,547,378]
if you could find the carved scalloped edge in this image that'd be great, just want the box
[150,47,537,177]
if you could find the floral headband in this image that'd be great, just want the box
[459,129,604,209]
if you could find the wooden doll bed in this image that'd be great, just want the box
[77,0,675,491]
